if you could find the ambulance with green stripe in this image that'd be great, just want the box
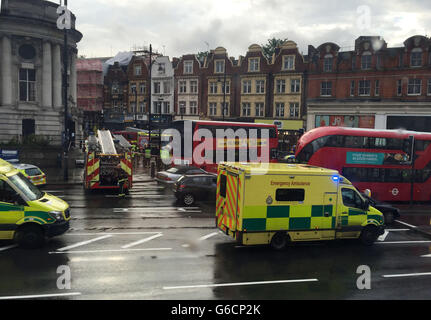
[0,159,70,248]
[216,163,385,249]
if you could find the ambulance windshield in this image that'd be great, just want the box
[9,173,43,201]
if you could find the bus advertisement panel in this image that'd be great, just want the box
[295,127,431,202]
[164,120,279,173]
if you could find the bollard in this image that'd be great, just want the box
[150,159,156,178]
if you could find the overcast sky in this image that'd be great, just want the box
[66,0,431,59]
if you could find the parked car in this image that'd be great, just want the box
[173,174,217,206]
[155,165,207,186]
[361,193,401,224]
[12,163,46,187]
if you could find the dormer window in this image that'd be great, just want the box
[411,48,422,67]
[215,60,225,74]
[361,52,372,70]
[282,55,295,70]
[249,58,260,72]
[323,54,333,72]
[184,61,193,74]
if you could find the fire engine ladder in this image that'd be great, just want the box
[97,130,117,155]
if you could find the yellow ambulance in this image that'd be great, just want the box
[216,163,385,249]
[0,159,70,248]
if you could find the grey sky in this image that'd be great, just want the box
[66,0,431,58]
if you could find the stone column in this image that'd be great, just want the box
[42,41,52,108]
[1,36,12,106]
[52,44,62,109]
[70,52,77,104]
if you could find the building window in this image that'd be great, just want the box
[324,55,333,72]
[242,80,252,94]
[222,102,229,116]
[179,81,187,93]
[130,102,136,114]
[163,81,171,94]
[358,80,371,96]
[140,83,146,94]
[209,82,218,94]
[222,81,230,94]
[375,80,380,96]
[249,58,260,72]
[283,55,295,70]
[291,79,300,93]
[255,103,264,117]
[139,102,145,113]
[411,49,422,67]
[397,79,402,96]
[256,80,265,94]
[242,103,251,116]
[163,101,170,113]
[154,101,161,114]
[190,80,198,93]
[190,101,197,114]
[428,79,431,95]
[184,61,193,74]
[275,103,285,117]
[350,81,355,96]
[154,82,161,94]
[19,68,36,102]
[157,63,165,74]
[289,102,299,118]
[407,79,422,95]
[134,65,142,76]
[361,53,372,70]
[215,60,225,73]
[209,102,217,116]
[179,101,186,115]
[320,81,332,96]
[276,79,286,93]
[130,83,137,94]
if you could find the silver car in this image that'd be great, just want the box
[155,165,207,186]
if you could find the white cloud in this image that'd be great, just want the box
[67,0,431,59]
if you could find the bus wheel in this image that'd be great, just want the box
[15,224,45,249]
[360,225,379,246]
[182,193,195,206]
[270,232,289,250]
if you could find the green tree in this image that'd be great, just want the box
[262,38,288,61]
[197,51,209,65]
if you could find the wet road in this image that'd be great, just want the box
[1,172,431,300]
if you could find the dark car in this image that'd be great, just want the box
[361,193,401,225]
[173,174,217,206]
[155,165,208,186]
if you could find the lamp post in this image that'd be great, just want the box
[148,44,152,148]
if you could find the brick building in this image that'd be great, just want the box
[306,35,431,132]
[127,54,150,126]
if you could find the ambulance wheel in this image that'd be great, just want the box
[360,225,379,246]
[270,232,289,250]
[15,224,45,249]
[182,193,195,206]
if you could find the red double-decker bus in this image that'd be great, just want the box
[295,126,431,202]
[165,120,279,173]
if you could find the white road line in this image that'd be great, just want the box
[66,232,162,236]
[49,248,172,254]
[378,230,389,241]
[385,229,409,232]
[420,254,431,258]
[56,234,113,252]
[394,220,417,229]
[121,233,163,249]
[0,244,18,252]
[382,272,431,278]
[0,292,81,300]
[198,232,220,241]
[376,240,431,244]
[163,278,319,290]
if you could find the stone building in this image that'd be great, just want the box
[0,0,82,146]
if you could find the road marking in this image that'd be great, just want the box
[198,232,219,241]
[0,292,82,300]
[49,248,172,254]
[395,220,417,229]
[66,232,163,236]
[376,240,431,244]
[121,233,163,249]
[382,272,431,278]
[0,244,18,252]
[378,230,389,241]
[385,229,409,232]
[420,254,431,258]
[163,278,319,290]
[56,234,113,252]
